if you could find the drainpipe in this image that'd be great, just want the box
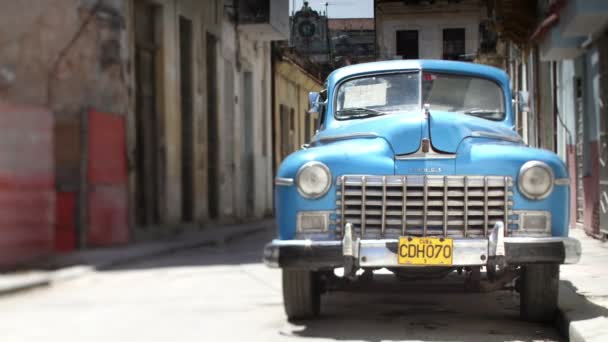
[373,0,378,60]
[270,43,278,180]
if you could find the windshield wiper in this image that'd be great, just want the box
[460,109,504,118]
[337,107,387,119]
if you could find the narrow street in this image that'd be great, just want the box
[0,227,561,342]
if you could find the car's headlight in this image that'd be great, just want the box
[518,161,554,200]
[296,161,332,199]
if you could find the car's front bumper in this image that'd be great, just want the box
[263,236,581,270]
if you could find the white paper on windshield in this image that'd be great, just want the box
[343,83,387,108]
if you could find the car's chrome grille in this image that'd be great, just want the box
[336,175,513,238]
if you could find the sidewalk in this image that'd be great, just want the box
[0,219,272,296]
[559,228,608,342]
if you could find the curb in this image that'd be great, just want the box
[556,282,608,342]
[0,222,269,297]
[0,273,51,296]
[94,224,269,271]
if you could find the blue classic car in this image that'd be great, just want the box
[263,60,581,322]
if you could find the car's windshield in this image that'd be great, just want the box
[422,72,505,120]
[334,71,505,121]
[335,72,420,119]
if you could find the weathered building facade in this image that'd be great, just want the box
[329,18,376,66]
[494,0,608,238]
[290,1,330,63]
[0,0,287,267]
[375,0,489,61]
[272,46,324,173]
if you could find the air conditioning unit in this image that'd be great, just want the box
[237,0,289,41]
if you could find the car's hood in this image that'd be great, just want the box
[429,111,521,153]
[314,111,521,155]
[313,114,423,155]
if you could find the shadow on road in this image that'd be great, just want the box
[280,274,562,342]
[556,280,608,337]
[108,227,275,270]
[104,228,562,341]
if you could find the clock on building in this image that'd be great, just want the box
[298,20,316,38]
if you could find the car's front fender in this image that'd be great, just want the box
[456,138,570,237]
[275,137,395,240]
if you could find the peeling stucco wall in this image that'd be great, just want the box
[0,0,129,189]
[0,0,276,249]
[0,0,128,113]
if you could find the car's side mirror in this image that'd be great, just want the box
[517,90,530,113]
[308,91,325,115]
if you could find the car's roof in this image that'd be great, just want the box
[327,59,509,87]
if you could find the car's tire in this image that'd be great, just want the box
[519,263,559,323]
[282,269,321,321]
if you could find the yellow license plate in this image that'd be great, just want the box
[398,237,453,266]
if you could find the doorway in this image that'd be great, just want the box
[206,33,219,219]
[134,1,161,226]
[242,71,254,216]
[180,16,194,222]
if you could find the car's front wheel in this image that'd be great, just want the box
[282,269,321,321]
[519,263,559,323]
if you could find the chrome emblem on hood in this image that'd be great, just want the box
[408,167,443,173]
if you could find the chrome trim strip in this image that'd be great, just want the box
[503,176,508,231]
[274,177,294,186]
[395,152,456,160]
[443,176,448,236]
[483,176,489,236]
[312,132,379,145]
[401,175,407,236]
[340,175,345,229]
[555,178,570,186]
[418,70,423,109]
[471,130,523,143]
[268,239,341,247]
[464,176,469,237]
[361,176,367,236]
[381,176,387,235]
[395,138,456,160]
[423,175,428,236]
[395,153,457,160]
